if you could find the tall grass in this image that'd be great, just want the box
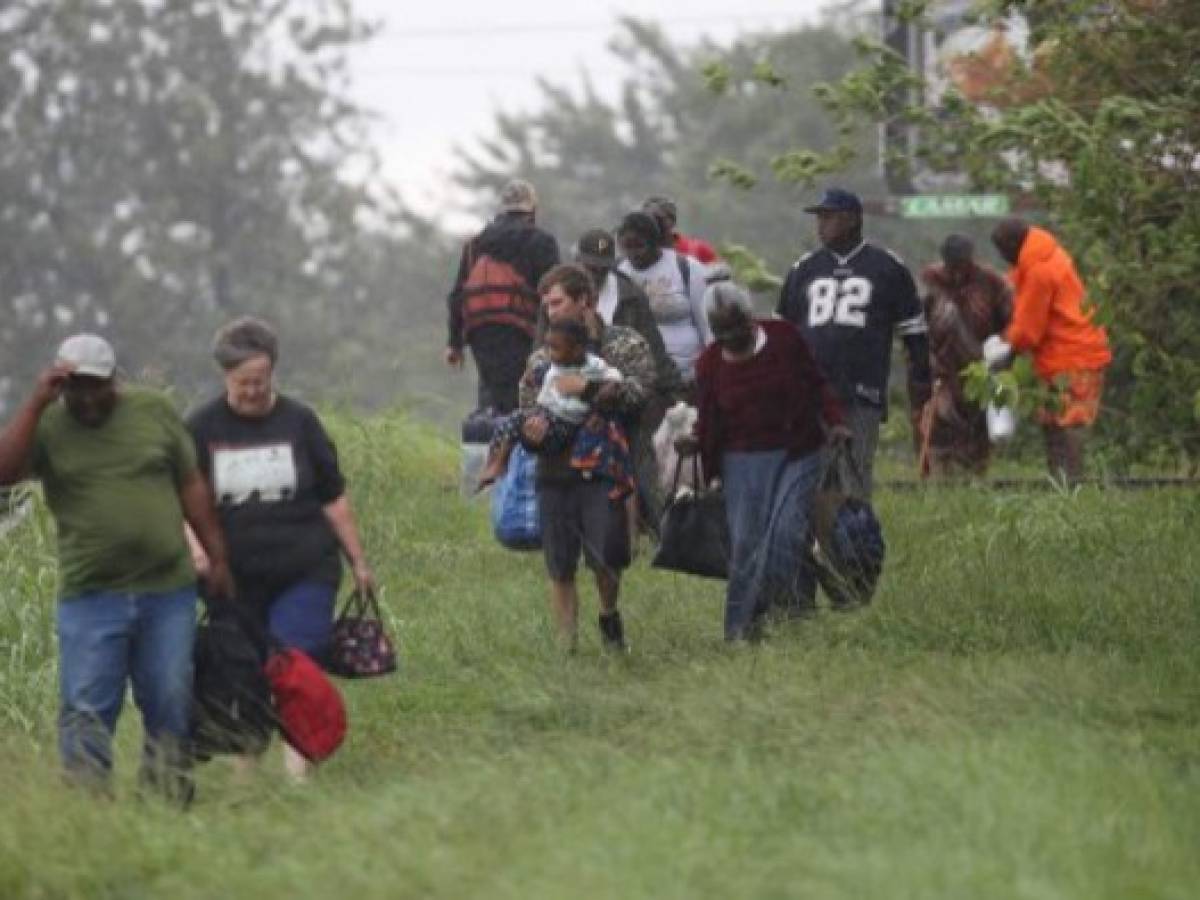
[0,412,1197,899]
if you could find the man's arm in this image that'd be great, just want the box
[446,241,471,356]
[528,232,562,287]
[902,332,933,410]
[592,331,654,417]
[177,470,235,601]
[0,364,72,485]
[775,264,803,323]
[1005,268,1051,352]
[892,265,932,413]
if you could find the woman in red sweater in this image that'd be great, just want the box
[687,282,848,640]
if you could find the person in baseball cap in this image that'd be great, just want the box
[53,333,120,427]
[56,333,117,379]
[777,185,932,501]
[575,227,616,269]
[801,187,866,261]
[572,226,621,316]
[802,187,864,215]
[0,334,233,803]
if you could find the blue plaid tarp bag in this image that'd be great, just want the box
[490,443,542,550]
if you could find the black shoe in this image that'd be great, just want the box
[598,611,628,652]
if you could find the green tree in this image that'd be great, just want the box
[455,19,896,298]
[734,0,1200,467]
[0,0,423,412]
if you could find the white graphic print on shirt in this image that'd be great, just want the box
[212,444,298,505]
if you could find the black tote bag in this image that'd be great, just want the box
[651,455,730,580]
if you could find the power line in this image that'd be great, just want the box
[357,67,600,79]
[378,12,807,40]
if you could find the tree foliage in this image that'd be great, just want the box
[737,0,1200,466]
[0,0,455,415]
[454,19,890,297]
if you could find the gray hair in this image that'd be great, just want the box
[212,316,279,370]
[704,280,754,321]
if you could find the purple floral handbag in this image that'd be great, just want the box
[329,589,397,678]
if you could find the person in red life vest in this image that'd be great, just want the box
[445,179,560,413]
[986,219,1112,483]
[917,234,1012,477]
[642,196,719,267]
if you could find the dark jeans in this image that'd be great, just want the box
[839,403,882,500]
[56,585,197,800]
[722,450,822,641]
[469,325,533,414]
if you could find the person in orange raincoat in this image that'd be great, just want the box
[986,219,1112,483]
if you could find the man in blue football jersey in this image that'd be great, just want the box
[777,188,931,497]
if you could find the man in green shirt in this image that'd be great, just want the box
[0,334,232,801]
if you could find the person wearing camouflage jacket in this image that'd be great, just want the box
[517,264,655,652]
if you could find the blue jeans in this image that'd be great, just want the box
[56,585,197,798]
[722,449,823,640]
[266,581,336,664]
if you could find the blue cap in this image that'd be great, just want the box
[803,187,863,214]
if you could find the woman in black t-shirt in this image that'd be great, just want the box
[186,316,375,781]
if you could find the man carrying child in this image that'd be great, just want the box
[516,264,656,651]
[478,318,631,494]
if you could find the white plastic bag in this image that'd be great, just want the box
[986,403,1016,443]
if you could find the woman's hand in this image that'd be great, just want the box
[351,559,377,596]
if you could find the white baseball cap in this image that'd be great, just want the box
[56,333,117,378]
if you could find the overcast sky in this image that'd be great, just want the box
[348,0,835,225]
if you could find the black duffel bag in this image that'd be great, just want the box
[651,455,730,580]
[191,602,275,761]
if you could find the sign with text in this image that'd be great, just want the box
[899,194,1011,219]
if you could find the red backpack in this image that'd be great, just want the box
[460,252,539,339]
[264,648,348,762]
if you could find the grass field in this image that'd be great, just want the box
[1,412,1198,899]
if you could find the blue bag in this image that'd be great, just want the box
[490,444,542,550]
[813,445,885,607]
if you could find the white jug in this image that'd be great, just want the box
[986,403,1016,443]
